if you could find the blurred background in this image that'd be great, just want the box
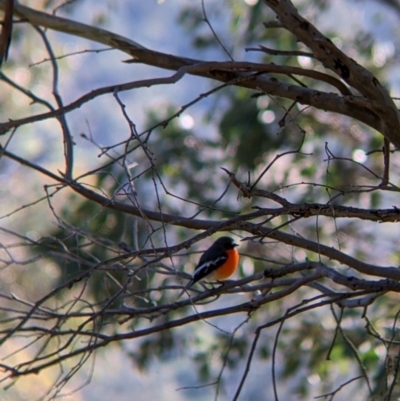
[1,0,400,400]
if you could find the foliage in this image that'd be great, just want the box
[1,1,400,400]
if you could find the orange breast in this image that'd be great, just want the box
[213,248,239,280]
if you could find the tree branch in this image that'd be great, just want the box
[263,0,400,148]
[0,1,385,138]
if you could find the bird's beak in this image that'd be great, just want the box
[233,242,239,247]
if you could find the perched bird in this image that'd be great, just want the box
[185,236,239,289]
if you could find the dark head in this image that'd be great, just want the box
[213,236,238,250]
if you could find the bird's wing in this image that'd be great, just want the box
[190,254,228,285]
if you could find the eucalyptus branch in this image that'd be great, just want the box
[0,1,385,136]
[263,0,400,148]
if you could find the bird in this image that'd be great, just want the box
[185,236,239,290]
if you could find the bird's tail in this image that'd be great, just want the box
[176,279,194,300]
